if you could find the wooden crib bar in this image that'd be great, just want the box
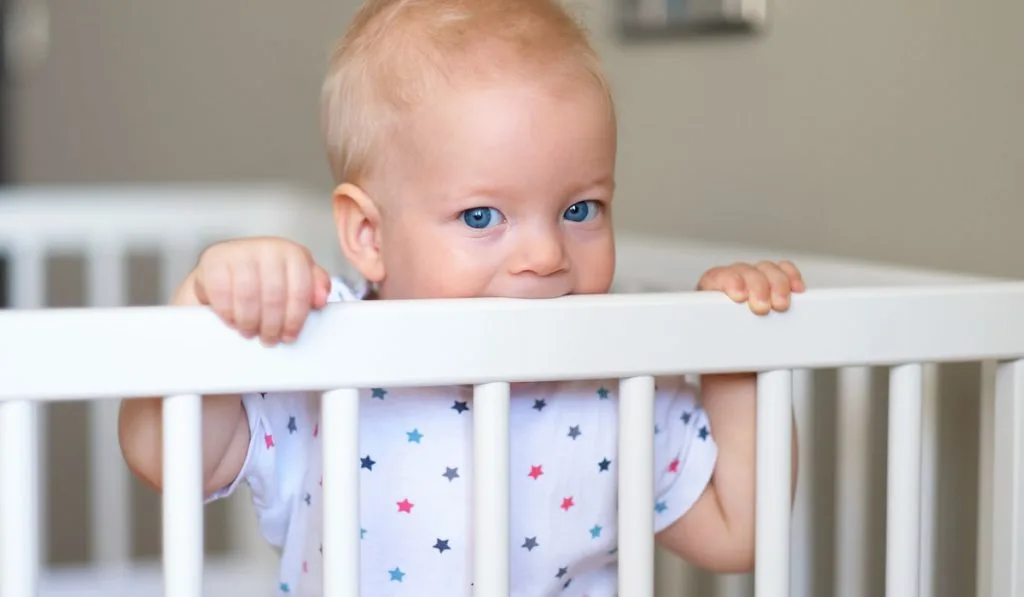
[6,282,1024,597]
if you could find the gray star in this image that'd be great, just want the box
[522,537,539,551]
[568,425,581,440]
[443,467,460,482]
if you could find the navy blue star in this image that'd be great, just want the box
[522,537,539,551]
[654,424,660,434]
[361,455,375,470]
[443,467,460,482]
[596,386,610,399]
[260,392,267,399]
[452,400,470,414]
[681,411,692,424]
[287,416,297,434]
[698,425,709,441]
[598,458,611,472]
[371,388,387,399]
[304,492,311,506]
[567,425,581,440]
[556,566,568,579]
[563,578,572,589]
[433,538,450,553]
[533,399,547,411]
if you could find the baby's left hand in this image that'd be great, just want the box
[697,260,805,315]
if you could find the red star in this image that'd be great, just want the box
[264,434,274,449]
[668,458,680,473]
[313,424,319,438]
[528,465,544,480]
[302,561,308,573]
[397,499,414,513]
[561,497,574,511]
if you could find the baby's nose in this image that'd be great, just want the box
[512,233,569,277]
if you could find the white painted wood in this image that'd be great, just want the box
[0,400,41,597]
[618,376,656,597]
[85,243,131,567]
[5,283,1024,401]
[321,388,360,597]
[886,364,923,597]
[919,363,939,597]
[161,393,203,597]
[834,366,872,597]
[976,360,997,597]
[755,370,792,597]
[473,382,511,597]
[790,369,815,597]
[991,359,1024,597]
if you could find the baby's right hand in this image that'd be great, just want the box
[179,237,332,346]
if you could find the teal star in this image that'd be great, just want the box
[406,429,423,443]
[655,501,668,514]
[589,524,602,538]
[360,528,366,539]
[279,582,290,592]
[597,386,610,399]
[371,388,387,399]
[598,458,611,472]
[388,567,405,582]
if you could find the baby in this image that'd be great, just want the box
[118,0,803,595]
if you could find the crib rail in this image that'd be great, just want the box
[3,284,1024,597]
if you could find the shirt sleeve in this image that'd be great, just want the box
[204,391,315,548]
[652,376,718,533]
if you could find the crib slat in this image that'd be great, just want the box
[618,375,655,597]
[991,359,1024,596]
[834,366,872,597]
[86,244,131,567]
[976,360,997,597]
[755,370,793,597]
[162,393,204,597]
[473,382,511,597]
[789,368,815,597]
[919,363,939,597]
[0,400,40,597]
[885,363,923,597]
[322,388,360,597]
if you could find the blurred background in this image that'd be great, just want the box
[0,0,1020,596]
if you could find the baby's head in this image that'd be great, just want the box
[322,0,617,300]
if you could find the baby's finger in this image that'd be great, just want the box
[196,260,235,326]
[311,265,332,310]
[778,260,805,292]
[280,257,315,344]
[741,266,773,315]
[698,266,748,303]
[232,258,262,339]
[257,255,290,346]
[755,261,794,312]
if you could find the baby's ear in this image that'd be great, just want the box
[333,182,385,283]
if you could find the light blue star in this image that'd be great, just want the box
[589,524,602,539]
[360,528,366,539]
[279,582,290,592]
[406,429,423,443]
[388,567,405,582]
[655,500,668,514]
[371,388,387,399]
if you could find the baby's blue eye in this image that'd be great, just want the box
[461,207,502,229]
[563,200,599,223]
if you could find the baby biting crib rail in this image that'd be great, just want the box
[1,185,1023,597]
[5,280,1024,597]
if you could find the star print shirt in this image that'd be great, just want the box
[208,277,719,597]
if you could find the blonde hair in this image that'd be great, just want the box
[320,0,613,184]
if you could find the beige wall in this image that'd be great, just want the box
[9,0,1020,594]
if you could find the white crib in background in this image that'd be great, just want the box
[0,184,1020,597]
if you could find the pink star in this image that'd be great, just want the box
[528,465,544,480]
[313,424,319,438]
[264,434,274,449]
[667,458,680,473]
[302,561,308,573]
[397,499,414,513]
[561,497,575,511]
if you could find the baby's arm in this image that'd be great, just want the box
[118,237,331,497]
[655,261,803,572]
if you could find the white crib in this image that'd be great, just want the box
[0,184,1021,597]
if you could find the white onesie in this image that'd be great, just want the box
[209,277,718,596]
